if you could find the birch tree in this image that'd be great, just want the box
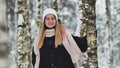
[0,0,10,68]
[36,0,42,27]
[16,0,32,68]
[53,0,58,11]
[108,0,120,68]
[105,0,113,67]
[6,0,18,68]
[80,0,98,68]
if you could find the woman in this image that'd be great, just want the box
[32,8,88,68]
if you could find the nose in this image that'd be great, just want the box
[49,19,54,23]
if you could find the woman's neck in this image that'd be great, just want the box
[45,26,56,29]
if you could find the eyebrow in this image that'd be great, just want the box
[45,15,56,18]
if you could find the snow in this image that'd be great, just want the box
[0,0,120,68]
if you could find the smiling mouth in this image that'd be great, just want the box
[48,23,54,25]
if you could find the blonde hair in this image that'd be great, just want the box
[36,21,66,49]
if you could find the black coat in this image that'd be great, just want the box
[32,36,87,68]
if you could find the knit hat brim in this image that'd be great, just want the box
[42,8,58,21]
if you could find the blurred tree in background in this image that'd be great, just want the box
[80,0,98,68]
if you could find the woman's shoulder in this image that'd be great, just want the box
[72,35,88,52]
[72,35,87,40]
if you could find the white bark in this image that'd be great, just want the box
[96,0,120,68]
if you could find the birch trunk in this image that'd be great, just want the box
[80,0,98,68]
[36,0,42,27]
[0,0,9,68]
[6,0,18,68]
[16,0,32,68]
[53,0,58,11]
[105,0,113,68]
[108,0,120,68]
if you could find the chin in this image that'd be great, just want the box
[45,25,55,29]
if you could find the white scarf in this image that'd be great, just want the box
[33,29,84,68]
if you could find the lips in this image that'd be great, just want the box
[48,22,54,25]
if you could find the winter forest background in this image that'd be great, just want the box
[0,0,120,68]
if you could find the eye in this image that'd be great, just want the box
[51,17,55,20]
[45,18,49,21]
[45,17,55,21]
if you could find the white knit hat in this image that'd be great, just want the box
[42,8,58,21]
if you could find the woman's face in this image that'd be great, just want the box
[44,14,56,28]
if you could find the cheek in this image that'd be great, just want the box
[53,21,57,25]
[45,21,48,25]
